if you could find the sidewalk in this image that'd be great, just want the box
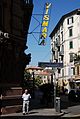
[1,108,63,117]
[1,90,63,118]
[1,90,80,118]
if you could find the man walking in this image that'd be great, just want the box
[22,89,31,115]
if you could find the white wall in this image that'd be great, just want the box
[51,13,80,92]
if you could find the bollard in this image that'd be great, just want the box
[56,97,60,113]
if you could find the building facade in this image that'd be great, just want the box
[25,66,51,84]
[50,9,80,93]
[0,0,33,114]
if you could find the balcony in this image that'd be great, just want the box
[54,55,58,60]
[59,51,64,56]
[54,50,58,60]
[55,40,60,47]
[73,51,80,65]
[52,45,58,53]
[52,47,55,53]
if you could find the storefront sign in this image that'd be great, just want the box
[39,3,52,45]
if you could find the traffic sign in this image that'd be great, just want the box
[38,62,63,68]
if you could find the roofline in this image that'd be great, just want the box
[25,66,43,70]
[49,8,80,38]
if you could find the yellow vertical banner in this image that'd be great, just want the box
[39,3,52,45]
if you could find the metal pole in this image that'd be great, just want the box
[54,70,61,113]
[54,72,56,110]
[32,72,35,98]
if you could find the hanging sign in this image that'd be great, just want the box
[39,3,52,45]
[38,62,63,68]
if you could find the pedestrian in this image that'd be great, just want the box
[22,89,31,115]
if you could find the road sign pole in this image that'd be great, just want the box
[38,62,63,112]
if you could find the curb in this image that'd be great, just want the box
[62,114,80,118]
[0,111,64,117]
[61,111,80,118]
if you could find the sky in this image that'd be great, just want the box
[25,0,80,66]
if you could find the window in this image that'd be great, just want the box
[73,67,75,75]
[58,35,60,44]
[69,27,73,37]
[62,69,64,77]
[61,24,63,31]
[77,66,79,75]
[69,41,73,49]
[70,53,74,62]
[62,45,64,52]
[68,67,74,76]
[67,17,74,25]
[61,31,63,41]
[60,45,64,55]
